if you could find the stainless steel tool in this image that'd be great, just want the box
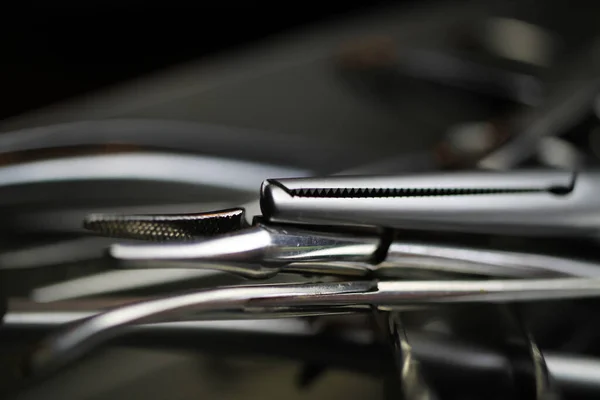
[28,277,600,375]
[85,169,600,280]
[26,169,600,378]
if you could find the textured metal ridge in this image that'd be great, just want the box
[289,187,546,198]
[84,208,245,241]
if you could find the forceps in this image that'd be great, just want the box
[25,169,600,375]
[28,277,600,375]
[85,168,600,279]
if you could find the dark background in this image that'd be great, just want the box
[0,3,401,121]
[3,1,599,121]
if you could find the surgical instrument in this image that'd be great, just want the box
[385,311,439,400]
[81,169,600,282]
[26,277,600,375]
[22,168,600,382]
[90,168,600,240]
[3,307,600,397]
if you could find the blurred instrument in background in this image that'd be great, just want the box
[2,1,600,399]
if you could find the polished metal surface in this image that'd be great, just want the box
[387,313,438,400]
[66,168,600,284]
[528,332,561,400]
[109,232,600,279]
[494,307,562,400]
[260,170,600,236]
[30,269,229,303]
[545,353,600,393]
[371,278,600,304]
[110,224,381,278]
[6,308,600,394]
[26,239,600,303]
[0,152,307,193]
[28,281,372,373]
[378,241,600,278]
[27,277,600,375]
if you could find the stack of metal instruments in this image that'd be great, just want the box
[3,167,599,399]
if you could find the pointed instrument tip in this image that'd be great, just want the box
[83,208,247,241]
